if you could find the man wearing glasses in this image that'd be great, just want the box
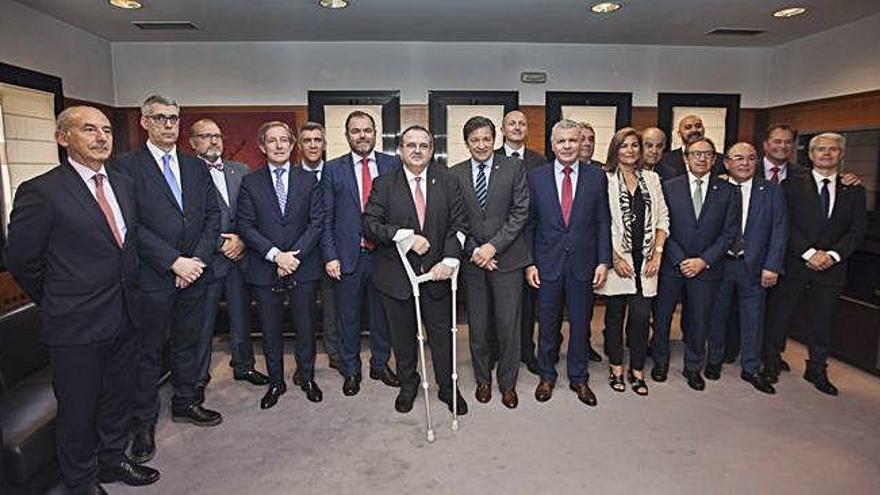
[112,95,222,464]
[652,137,738,390]
[189,119,268,402]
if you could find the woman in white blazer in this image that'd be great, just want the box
[597,128,669,396]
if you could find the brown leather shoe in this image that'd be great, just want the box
[535,380,554,402]
[475,383,492,403]
[501,390,518,409]
[569,382,598,407]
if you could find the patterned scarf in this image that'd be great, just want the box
[617,169,654,257]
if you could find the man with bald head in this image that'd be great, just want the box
[705,142,786,394]
[641,127,667,172]
[6,106,160,493]
[656,114,725,181]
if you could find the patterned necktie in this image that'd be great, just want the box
[511,151,521,159]
[820,178,831,219]
[475,163,488,210]
[162,153,183,210]
[360,156,372,212]
[692,178,704,218]
[769,166,780,184]
[274,167,287,215]
[206,160,224,172]
[561,166,573,227]
[93,173,124,248]
[414,176,426,230]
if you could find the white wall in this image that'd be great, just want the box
[112,41,770,107]
[767,13,880,107]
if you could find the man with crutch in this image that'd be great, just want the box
[363,125,470,418]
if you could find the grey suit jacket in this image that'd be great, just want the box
[450,155,530,273]
[210,159,250,279]
[495,147,546,171]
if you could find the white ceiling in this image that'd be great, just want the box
[15,0,880,46]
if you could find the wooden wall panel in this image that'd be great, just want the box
[520,105,546,155]
[762,90,880,134]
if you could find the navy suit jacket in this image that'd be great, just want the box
[661,173,739,280]
[207,160,250,280]
[526,161,611,282]
[112,145,220,290]
[237,165,323,286]
[734,178,788,277]
[320,152,400,273]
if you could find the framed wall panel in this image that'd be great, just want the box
[308,90,400,159]
[658,93,740,154]
[428,91,518,167]
[545,92,632,162]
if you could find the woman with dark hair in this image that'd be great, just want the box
[597,128,669,396]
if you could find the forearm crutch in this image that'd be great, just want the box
[449,232,465,431]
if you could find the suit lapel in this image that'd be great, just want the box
[60,164,121,249]
[396,168,421,230]
[546,166,566,228]
[107,169,134,247]
[744,180,765,237]
[344,155,362,211]
[263,166,285,219]
[139,146,183,214]
[568,163,589,227]
[485,159,502,209]
[284,168,296,218]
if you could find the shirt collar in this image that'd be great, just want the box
[729,176,754,190]
[403,164,428,183]
[352,151,376,165]
[812,168,837,184]
[554,160,578,174]
[146,140,176,164]
[762,157,787,171]
[504,143,525,157]
[687,169,709,184]
[268,161,291,173]
[68,157,107,181]
[471,155,494,170]
[302,160,323,172]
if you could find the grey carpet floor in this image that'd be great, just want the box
[111,318,880,495]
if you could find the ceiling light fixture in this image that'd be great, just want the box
[591,2,621,14]
[318,0,348,9]
[109,0,143,9]
[772,7,807,18]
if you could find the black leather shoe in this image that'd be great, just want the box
[234,368,269,386]
[523,357,541,376]
[195,384,206,405]
[99,456,160,486]
[172,404,223,426]
[301,380,323,403]
[761,359,781,384]
[683,370,706,391]
[704,362,722,380]
[370,365,401,387]
[260,384,287,409]
[395,390,417,413]
[588,346,603,363]
[569,382,598,407]
[83,483,108,495]
[130,425,155,464]
[741,372,776,394]
[804,364,838,396]
[438,390,469,415]
[343,375,361,396]
[651,364,668,383]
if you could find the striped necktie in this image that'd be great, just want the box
[475,163,488,210]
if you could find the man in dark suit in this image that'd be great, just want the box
[706,143,786,394]
[237,121,324,408]
[641,127,667,173]
[759,123,808,184]
[525,119,611,407]
[451,116,529,409]
[656,114,726,181]
[494,110,546,375]
[321,111,400,397]
[577,121,605,169]
[363,125,469,415]
[652,137,738,391]
[112,95,222,463]
[6,106,160,494]
[189,119,268,398]
[763,133,867,395]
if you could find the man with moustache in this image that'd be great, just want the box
[363,125,469,415]
[321,111,400,396]
[656,114,725,181]
[6,106,160,494]
[450,116,529,409]
[641,127,667,173]
[188,119,267,399]
[113,95,221,463]
[705,143,786,394]
[297,121,344,376]
[237,121,324,408]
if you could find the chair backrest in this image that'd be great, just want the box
[0,304,48,390]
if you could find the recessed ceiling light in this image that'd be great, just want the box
[109,0,143,9]
[773,6,807,18]
[591,2,622,14]
[318,0,348,9]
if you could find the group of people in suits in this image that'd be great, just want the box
[3,96,868,494]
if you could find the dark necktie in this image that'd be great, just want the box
[820,178,831,219]
[475,163,488,210]
[511,151,521,159]
[731,184,746,254]
[769,166,780,184]
[561,166,573,227]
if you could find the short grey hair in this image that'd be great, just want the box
[551,119,582,140]
[56,106,81,133]
[808,132,846,154]
[578,121,595,134]
[141,94,179,116]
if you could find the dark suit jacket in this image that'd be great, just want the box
[237,165,323,286]
[656,148,726,181]
[450,155,530,272]
[207,160,250,280]
[526,161,612,282]
[363,164,468,300]
[661,174,739,280]
[320,152,400,273]
[782,174,867,286]
[5,164,140,346]
[735,178,788,277]
[112,145,220,290]
[495,147,546,171]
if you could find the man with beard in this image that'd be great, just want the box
[656,114,725,181]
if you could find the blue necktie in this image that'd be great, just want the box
[162,154,183,210]
[274,167,287,215]
[475,163,488,210]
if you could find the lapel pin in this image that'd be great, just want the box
[432,178,436,185]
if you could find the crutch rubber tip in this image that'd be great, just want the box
[452,420,459,431]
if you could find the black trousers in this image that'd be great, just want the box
[764,276,842,367]
[380,290,453,396]
[50,317,136,492]
[253,281,318,385]
[603,290,651,370]
[520,284,538,361]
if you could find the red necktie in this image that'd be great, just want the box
[769,166,780,184]
[560,166,573,227]
[93,173,124,248]
[414,176,426,230]
[360,156,375,250]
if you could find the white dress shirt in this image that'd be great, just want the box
[504,143,525,158]
[762,157,788,182]
[802,169,841,263]
[265,162,292,262]
[554,160,579,204]
[146,140,181,191]
[352,151,379,210]
[687,170,709,202]
[301,160,324,181]
[394,164,457,269]
[471,155,494,190]
[729,177,753,234]
[204,159,230,206]
[69,158,127,240]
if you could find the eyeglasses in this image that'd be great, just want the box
[727,155,758,163]
[148,114,180,125]
[688,151,715,159]
[194,133,223,141]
